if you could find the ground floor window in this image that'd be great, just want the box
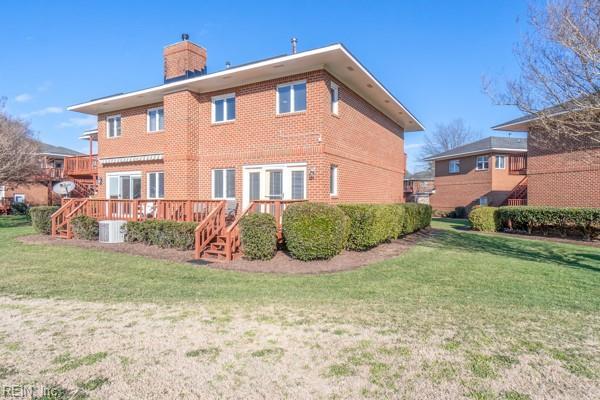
[330,165,338,196]
[107,173,142,200]
[213,168,236,200]
[147,172,164,199]
[479,196,488,206]
[13,194,25,203]
[0,186,5,198]
[242,163,306,208]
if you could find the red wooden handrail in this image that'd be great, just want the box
[194,200,226,259]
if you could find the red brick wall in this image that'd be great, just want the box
[95,69,406,205]
[430,153,523,211]
[4,183,54,206]
[527,130,600,207]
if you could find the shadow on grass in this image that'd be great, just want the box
[0,215,30,229]
[425,230,600,273]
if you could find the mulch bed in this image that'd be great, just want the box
[18,230,431,274]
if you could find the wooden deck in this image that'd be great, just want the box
[64,155,98,176]
[51,198,303,261]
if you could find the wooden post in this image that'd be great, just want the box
[274,201,281,240]
[186,200,192,222]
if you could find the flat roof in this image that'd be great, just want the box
[68,44,424,132]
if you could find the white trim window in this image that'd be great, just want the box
[106,172,142,200]
[449,159,460,173]
[212,93,236,123]
[479,196,489,206]
[0,185,5,199]
[330,165,338,196]
[277,80,306,114]
[106,115,121,138]
[212,168,236,199]
[495,155,506,169]
[147,107,164,132]
[13,194,25,203]
[147,171,164,199]
[330,82,339,115]
[476,156,489,170]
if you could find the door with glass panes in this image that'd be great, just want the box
[243,164,306,209]
[106,174,142,218]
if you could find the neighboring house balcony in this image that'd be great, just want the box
[509,154,527,175]
[39,167,65,181]
[64,155,98,177]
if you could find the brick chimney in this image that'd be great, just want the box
[163,34,207,82]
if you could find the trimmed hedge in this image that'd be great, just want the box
[124,220,197,250]
[240,212,278,260]
[339,204,399,250]
[401,203,432,234]
[29,206,59,234]
[11,202,29,215]
[71,215,99,240]
[282,203,349,261]
[468,207,499,232]
[496,206,600,240]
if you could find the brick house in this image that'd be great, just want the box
[403,170,434,204]
[425,137,528,211]
[0,142,85,211]
[67,37,423,209]
[493,114,600,207]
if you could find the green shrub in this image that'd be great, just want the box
[339,204,402,250]
[11,202,29,215]
[468,207,499,232]
[124,220,198,250]
[29,206,59,234]
[70,215,99,240]
[401,203,432,234]
[496,206,600,240]
[454,206,468,219]
[282,202,349,261]
[240,212,278,260]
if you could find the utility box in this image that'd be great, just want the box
[99,220,126,243]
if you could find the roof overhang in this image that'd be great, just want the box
[79,128,98,140]
[68,44,424,132]
[424,148,527,162]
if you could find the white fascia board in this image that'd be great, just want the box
[424,148,527,161]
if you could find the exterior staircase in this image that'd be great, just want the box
[503,177,528,206]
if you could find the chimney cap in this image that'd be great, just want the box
[181,33,189,41]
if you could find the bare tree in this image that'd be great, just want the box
[496,0,600,149]
[419,119,481,165]
[0,100,41,187]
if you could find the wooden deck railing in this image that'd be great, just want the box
[507,198,527,206]
[221,200,305,261]
[39,167,64,180]
[64,155,98,176]
[509,154,527,175]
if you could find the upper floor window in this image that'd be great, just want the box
[106,115,121,138]
[147,171,164,199]
[213,168,236,199]
[449,159,460,173]
[277,81,306,114]
[212,93,236,123]
[330,82,339,115]
[147,107,164,132]
[476,156,489,170]
[495,155,506,169]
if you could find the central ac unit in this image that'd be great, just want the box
[99,220,126,243]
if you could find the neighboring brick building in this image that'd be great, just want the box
[425,137,528,211]
[0,142,84,208]
[403,170,434,204]
[493,115,600,207]
[67,37,423,208]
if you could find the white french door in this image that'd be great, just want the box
[105,172,142,219]
[242,163,306,209]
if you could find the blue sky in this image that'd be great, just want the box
[2,1,529,171]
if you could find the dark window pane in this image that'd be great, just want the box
[215,100,224,122]
[269,170,283,198]
[149,173,156,198]
[158,172,164,198]
[226,97,235,120]
[132,177,141,199]
[292,171,304,199]
[226,169,235,198]
[278,86,291,113]
[214,170,223,198]
[249,172,260,201]
[158,108,164,130]
[293,83,306,111]
[121,176,131,199]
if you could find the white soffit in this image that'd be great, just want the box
[68,44,424,132]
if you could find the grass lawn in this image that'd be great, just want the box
[0,215,599,399]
